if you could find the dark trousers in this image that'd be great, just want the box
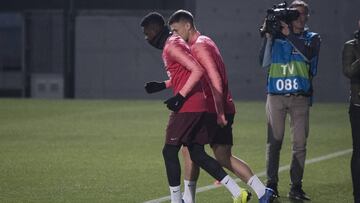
[349,104,360,203]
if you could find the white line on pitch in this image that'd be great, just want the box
[143,148,352,203]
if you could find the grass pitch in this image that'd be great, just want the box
[0,99,352,202]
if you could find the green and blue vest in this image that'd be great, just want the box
[267,31,319,95]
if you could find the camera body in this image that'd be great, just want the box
[261,2,300,36]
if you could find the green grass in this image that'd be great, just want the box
[0,99,352,203]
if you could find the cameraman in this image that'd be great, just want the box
[259,0,321,200]
[342,19,360,203]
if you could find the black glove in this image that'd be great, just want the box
[164,93,186,112]
[144,81,166,94]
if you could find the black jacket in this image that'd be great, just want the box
[342,35,360,105]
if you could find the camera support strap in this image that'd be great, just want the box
[285,38,310,63]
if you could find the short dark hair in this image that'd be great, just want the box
[168,9,194,27]
[140,12,165,27]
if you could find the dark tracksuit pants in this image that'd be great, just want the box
[349,104,360,203]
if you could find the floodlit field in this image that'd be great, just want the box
[0,99,353,203]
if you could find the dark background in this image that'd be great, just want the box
[0,0,358,102]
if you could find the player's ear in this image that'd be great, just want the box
[185,22,191,31]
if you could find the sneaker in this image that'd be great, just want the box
[287,185,311,201]
[259,188,275,203]
[266,183,279,198]
[233,189,252,203]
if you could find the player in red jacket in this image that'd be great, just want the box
[145,10,274,203]
[141,12,250,203]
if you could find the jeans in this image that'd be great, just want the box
[266,94,309,186]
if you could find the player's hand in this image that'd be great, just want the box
[280,21,290,36]
[217,114,228,128]
[164,93,186,112]
[260,19,272,38]
[144,81,166,94]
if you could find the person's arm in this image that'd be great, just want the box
[287,33,321,67]
[259,20,273,68]
[165,80,172,88]
[259,36,273,68]
[342,42,360,78]
[280,22,308,60]
[167,42,204,97]
[308,34,321,76]
[280,22,321,76]
[286,33,308,57]
[163,41,204,112]
[192,43,227,126]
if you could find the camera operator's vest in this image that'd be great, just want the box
[267,31,318,95]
